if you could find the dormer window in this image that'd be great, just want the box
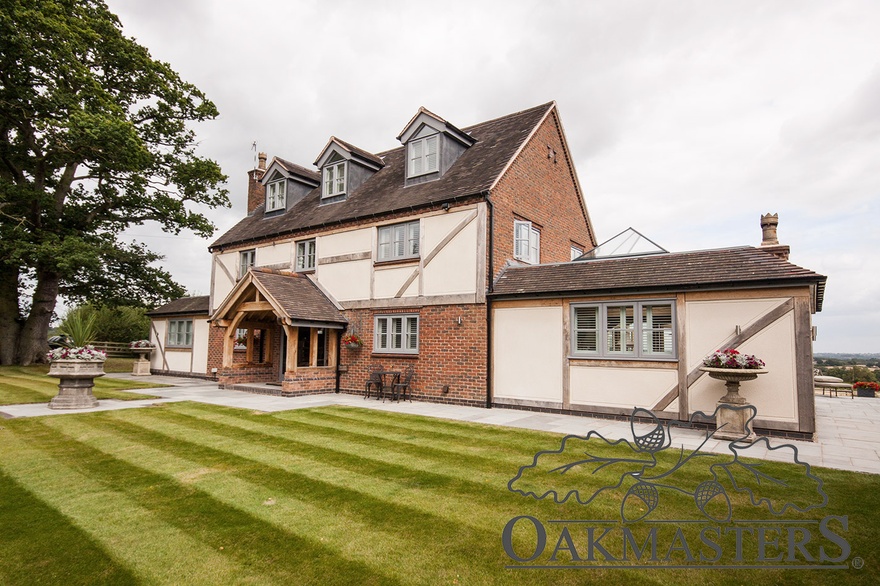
[266,180,286,212]
[323,160,347,198]
[408,134,439,177]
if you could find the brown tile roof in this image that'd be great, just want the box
[326,137,385,168]
[250,269,347,325]
[210,102,554,250]
[147,295,210,316]
[275,157,320,182]
[491,247,827,310]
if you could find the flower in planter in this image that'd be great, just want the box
[702,348,765,369]
[129,339,154,349]
[46,345,107,361]
[341,333,363,347]
[853,382,880,392]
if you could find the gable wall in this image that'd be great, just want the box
[489,109,594,281]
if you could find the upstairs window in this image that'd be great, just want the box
[239,249,255,278]
[514,220,540,264]
[266,180,286,212]
[323,161,347,197]
[571,245,584,260]
[571,301,676,359]
[295,238,316,272]
[408,135,439,177]
[378,220,420,262]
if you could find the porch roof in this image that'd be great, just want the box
[211,269,347,326]
[147,295,210,317]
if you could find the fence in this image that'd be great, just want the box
[91,341,135,358]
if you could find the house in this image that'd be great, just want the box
[147,102,826,438]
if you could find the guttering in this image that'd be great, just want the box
[485,192,494,409]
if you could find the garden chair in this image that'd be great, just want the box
[365,364,384,400]
[391,365,415,402]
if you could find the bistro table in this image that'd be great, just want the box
[374,371,401,401]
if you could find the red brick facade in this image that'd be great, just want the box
[489,109,595,282]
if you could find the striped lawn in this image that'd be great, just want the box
[0,364,162,405]
[0,402,877,585]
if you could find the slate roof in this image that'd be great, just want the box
[210,102,555,250]
[147,295,210,316]
[275,157,320,182]
[250,270,347,325]
[491,247,827,310]
[319,137,386,168]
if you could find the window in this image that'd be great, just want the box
[266,180,286,211]
[374,314,419,354]
[295,239,316,272]
[514,220,540,264]
[408,135,439,177]
[571,245,584,260]
[323,161,346,197]
[571,301,675,359]
[378,220,420,262]
[296,327,331,367]
[167,319,193,348]
[239,249,255,278]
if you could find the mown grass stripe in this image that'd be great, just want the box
[0,424,260,585]
[37,414,419,584]
[0,381,48,405]
[89,407,527,535]
[24,416,402,586]
[0,468,142,586]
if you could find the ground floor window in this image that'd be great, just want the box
[571,300,675,359]
[296,327,331,367]
[167,319,193,347]
[374,314,419,354]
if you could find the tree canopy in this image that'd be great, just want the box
[0,0,229,364]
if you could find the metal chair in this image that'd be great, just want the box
[392,365,415,402]
[365,365,384,399]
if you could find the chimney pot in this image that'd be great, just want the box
[759,213,790,260]
[258,152,267,170]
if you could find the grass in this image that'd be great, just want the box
[0,360,165,405]
[0,403,877,585]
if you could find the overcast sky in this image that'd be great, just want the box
[104,0,880,353]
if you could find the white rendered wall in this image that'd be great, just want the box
[422,210,478,297]
[257,241,292,268]
[493,306,563,403]
[212,251,239,311]
[569,366,678,409]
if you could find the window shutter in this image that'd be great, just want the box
[336,163,345,194]
[425,136,438,172]
[408,222,420,255]
[394,224,405,258]
[410,141,423,176]
[324,167,334,197]
[514,221,530,259]
[530,228,540,264]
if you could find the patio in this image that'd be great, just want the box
[2,373,879,474]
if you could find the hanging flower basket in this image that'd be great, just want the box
[341,333,363,349]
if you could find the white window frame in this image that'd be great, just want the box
[377,220,420,262]
[323,161,347,198]
[514,220,540,264]
[408,134,439,178]
[167,319,193,348]
[239,249,255,278]
[266,180,286,212]
[374,314,419,354]
[571,300,676,360]
[295,238,316,272]
[571,245,584,260]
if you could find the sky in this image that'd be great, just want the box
[103,0,880,353]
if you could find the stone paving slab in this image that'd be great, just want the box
[2,374,879,475]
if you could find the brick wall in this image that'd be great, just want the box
[489,108,594,282]
[215,324,282,388]
[338,303,487,406]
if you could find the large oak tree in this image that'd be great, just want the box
[0,0,229,365]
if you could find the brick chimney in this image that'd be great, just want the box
[247,152,268,214]
[759,213,790,260]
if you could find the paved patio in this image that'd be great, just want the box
[2,373,879,475]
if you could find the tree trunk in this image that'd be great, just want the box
[18,270,61,365]
[0,266,22,365]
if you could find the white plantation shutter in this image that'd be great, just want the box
[324,166,334,196]
[393,224,405,258]
[408,222,420,256]
[574,306,599,352]
[425,135,438,172]
[335,162,345,193]
[530,227,540,264]
[514,221,530,259]
[409,140,423,176]
[406,317,418,349]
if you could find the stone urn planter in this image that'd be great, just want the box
[129,341,154,376]
[48,359,106,409]
[700,349,768,443]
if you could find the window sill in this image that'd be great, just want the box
[371,352,419,359]
[295,268,316,274]
[166,346,193,351]
[568,356,678,368]
[374,257,420,268]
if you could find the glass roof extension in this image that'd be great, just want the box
[576,227,668,261]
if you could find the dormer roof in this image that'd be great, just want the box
[261,157,320,187]
[313,136,385,171]
[397,106,476,147]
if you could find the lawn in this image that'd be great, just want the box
[0,403,877,585]
[0,361,164,405]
